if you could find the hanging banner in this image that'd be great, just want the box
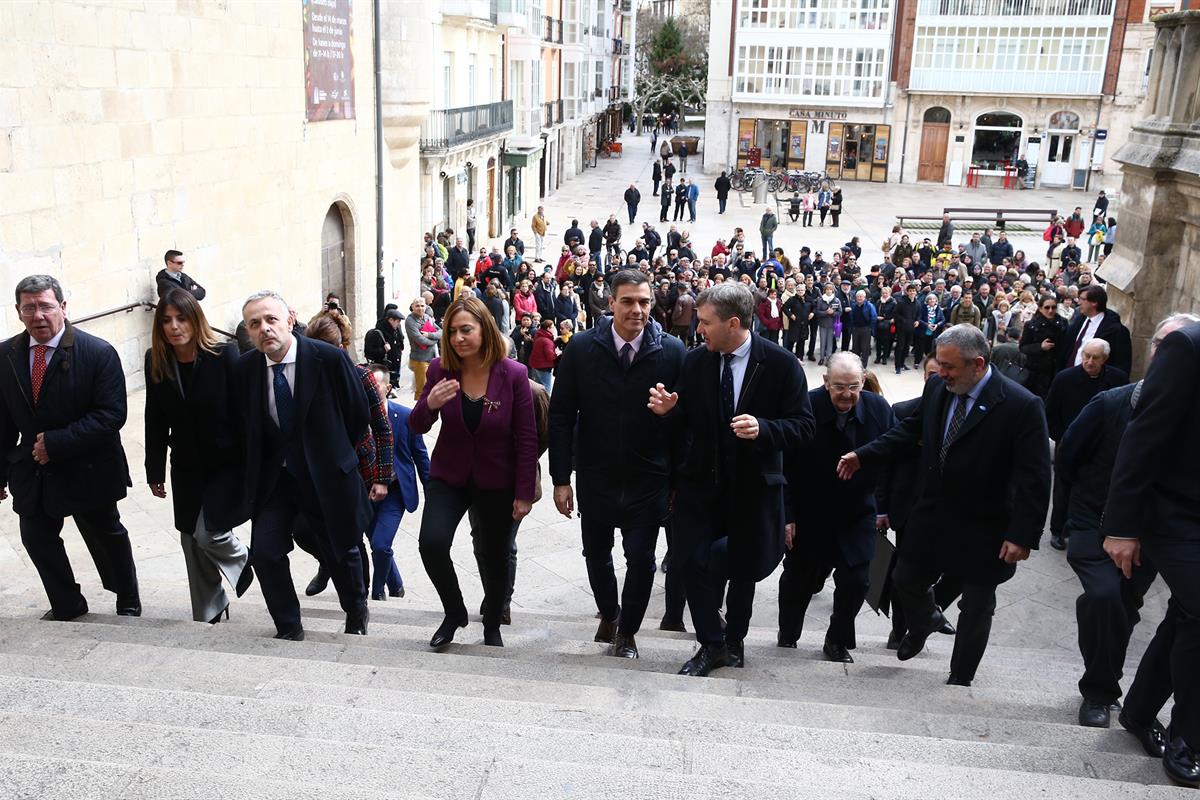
[303,0,355,121]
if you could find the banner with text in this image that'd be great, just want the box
[303,0,355,121]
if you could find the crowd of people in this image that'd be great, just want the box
[1,177,1198,789]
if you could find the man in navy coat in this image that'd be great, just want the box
[236,290,373,640]
[650,283,814,677]
[778,352,896,662]
[0,275,140,620]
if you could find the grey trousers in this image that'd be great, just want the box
[182,508,249,622]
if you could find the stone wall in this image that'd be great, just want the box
[0,0,426,388]
[1100,9,1200,375]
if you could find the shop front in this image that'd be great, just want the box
[734,112,892,182]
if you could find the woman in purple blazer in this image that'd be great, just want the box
[410,295,538,649]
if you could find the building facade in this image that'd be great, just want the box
[1,0,432,384]
[704,0,1176,188]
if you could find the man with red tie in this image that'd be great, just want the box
[0,275,141,621]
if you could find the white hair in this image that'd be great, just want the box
[242,290,288,312]
[826,352,864,375]
[1081,338,1110,358]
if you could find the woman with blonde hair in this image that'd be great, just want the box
[410,295,537,649]
[144,288,250,623]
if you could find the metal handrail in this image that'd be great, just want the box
[72,301,155,325]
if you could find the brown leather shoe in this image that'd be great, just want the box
[594,607,620,643]
[609,633,638,659]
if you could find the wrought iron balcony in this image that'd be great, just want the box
[420,100,514,151]
[916,0,1113,14]
[541,98,564,128]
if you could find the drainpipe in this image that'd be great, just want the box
[1084,97,1104,192]
[898,91,912,185]
[373,0,385,320]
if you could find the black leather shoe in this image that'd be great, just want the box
[42,600,88,622]
[500,607,511,626]
[946,674,972,687]
[1163,738,1200,788]
[235,563,255,598]
[209,605,230,625]
[115,595,141,617]
[594,607,620,644]
[935,608,955,635]
[776,632,798,648]
[897,630,931,661]
[727,640,745,668]
[1078,699,1111,728]
[823,642,853,663]
[1118,711,1167,758]
[274,627,305,641]
[344,608,368,635]
[305,567,329,597]
[609,633,639,659]
[659,615,687,633]
[389,585,405,598]
[483,626,504,647]
[430,615,468,649]
[371,591,387,601]
[1050,533,1067,551]
[886,631,903,650]
[678,644,728,677]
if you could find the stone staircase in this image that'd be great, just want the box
[0,580,1190,799]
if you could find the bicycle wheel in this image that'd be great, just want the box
[731,171,745,192]
[767,173,783,193]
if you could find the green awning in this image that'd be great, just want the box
[502,148,541,167]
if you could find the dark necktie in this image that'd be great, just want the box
[721,353,735,420]
[620,342,633,371]
[1067,318,1090,366]
[31,344,48,406]
[272,363,295,433]
[940,394,969,465]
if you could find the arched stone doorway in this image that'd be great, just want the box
[321,200,356,319]
[918,106,951,183]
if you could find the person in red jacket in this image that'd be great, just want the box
[528,319,558,393]
[756,289,784,344]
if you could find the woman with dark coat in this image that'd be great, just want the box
[364,307,404,386]
[144,289,250,623]
[1018,294,1068,398]
[410,296,537,649]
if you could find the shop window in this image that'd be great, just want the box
[971,112,1023,170]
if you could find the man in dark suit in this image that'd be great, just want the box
[649,283,814,676]
[550,270,686,659]
[1045,337,1129,550]
[155,249,207,301]
[778,352,896,662]
[1058,313,1197,735]
[1060,285,1132,375]
[838,324,1051,686]
[1101,318,1200,788]
[0,274,140,620]
[878,354,959,648]
[236,290,372,640]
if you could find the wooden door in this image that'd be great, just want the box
[917,123,949,182]
[321,204,345,301]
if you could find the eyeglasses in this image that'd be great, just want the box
[18,302,61,317]
[830,383,862,393]
[1042,304,1057,310]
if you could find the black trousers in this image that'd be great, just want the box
[1123,536,1200,747]
[673,200,686,221]
[911,331,936,363]
[467,228,476,253]
[893,556,996,682]
[819,207,829,224]
[875,327,894,362]
[662,519,687,622]
[851,326,872,368]
[889,526,962,637]
[251,470,366,633]
[718,197,727,214]
[660,203,669,222]
[419,479,513,628]
[806,320,820,358]
[1050,474,1070,538]
[652,178,660,196]
[893,327,913,370]
[469,508,519,616]
[784,324,805,358]
[831,210,841,227]
[778,549,869,649]
[683,532,756,646]
[19,502,139,616]
[840,318,853,352]
[581,515,660,636]
[1068,530,1158,705]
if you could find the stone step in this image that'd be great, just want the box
[0,640,1166,785]
[0,612,1153,737]
[0,751,401,800]
[0,706,1187,800]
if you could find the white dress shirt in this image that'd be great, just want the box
[612,325,645,359]
[721,333,754,410]
[264,335,298,427]
[28,326,66,373]
[943,365,992,441]
[1072,311,1105,366]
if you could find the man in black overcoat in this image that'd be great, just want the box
[778,352,896,662]
[1102,318,1200,788]
[550,270,686,659]
[0,275,140,620]
[649,283,814,677]
[838,324,1050,686]
[235,291,372,640]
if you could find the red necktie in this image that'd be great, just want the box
[31,344,48,406]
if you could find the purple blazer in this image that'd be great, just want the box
[409,356,538,502]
